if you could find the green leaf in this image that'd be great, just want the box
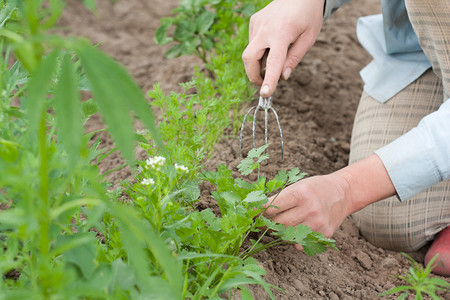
[196,10,215,34]
[200,209,221,231]
[221,191,240,206]
[108,203,183,296]
[287,168,306,185]
[61,233,98,279]
[243,190,266,203]
[239,286,254,300]
[25,50,58,146]
[201,37,214,51]
[154,21,173,45]
[81,98,98,119]
[0,138,20,162]
[180,179,200,203]
[141,276,181,300]
[173,19,195,41]
[54,53,83,167]
[274,169,287,182]
[76,43,163,165]
[237,156,255,176]
[247,144,269,161]
[110,259,136,291]
[180,38,197,56]
[165,44,182,59]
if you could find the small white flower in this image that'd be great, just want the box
[141,178,155,186]
[174,163,189,172]
[137,129,148,135]
[145,156,166,170]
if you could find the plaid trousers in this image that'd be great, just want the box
[349,0,450,251]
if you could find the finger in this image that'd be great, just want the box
[271,206,305,228]
[282,32,317,80]
[260,45,288,97]
[263,186,300,217]
[294,244,304,251]
[242,44,267,86]
[272,206,334,239]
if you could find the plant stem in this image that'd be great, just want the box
[37,108,51,297]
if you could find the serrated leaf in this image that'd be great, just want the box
[261,216,284,232]
[54,54,82,167]
[273,169,287,182]
[180,180,200,203]
[243,190,267,203]
[237,156,255,176]
[221,191,240,206]
[287,168,306,184]
[302,242,328,256]
[257,153,269,163]
[200,209,221,231]
[247,144,269,159]
[235,178,252,190]
[302,232,338,256]
[76,44,162,165]
[282,225,311,243]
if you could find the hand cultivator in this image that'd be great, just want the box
[239,95,284,160]
[239,49,284,160]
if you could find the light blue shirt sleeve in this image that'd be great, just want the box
[375,99,450,201]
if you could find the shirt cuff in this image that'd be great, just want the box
[375,99,450,201]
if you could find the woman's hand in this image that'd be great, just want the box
[264,173,352,250]
[263,154,397,251]
[242,0,325,97]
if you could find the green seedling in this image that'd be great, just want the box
[379,253,450,300]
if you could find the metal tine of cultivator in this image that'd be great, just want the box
[239,95,284,160]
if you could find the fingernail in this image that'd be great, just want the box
[260,85,269,96]
[283,68,292,80]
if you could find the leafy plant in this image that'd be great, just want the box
[155,0,264,63]
[120,145,337,298]
[379,253,450,300]
[0,0,181,298]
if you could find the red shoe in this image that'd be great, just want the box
[424,226,450,277]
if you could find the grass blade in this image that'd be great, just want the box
[54,53,83,167]
[25,50,58,147]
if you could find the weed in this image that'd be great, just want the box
[379,253,450,300]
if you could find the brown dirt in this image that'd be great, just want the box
[60,0,449,299]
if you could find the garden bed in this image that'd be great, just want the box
[60,0,449,299]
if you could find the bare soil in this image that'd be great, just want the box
[60,0,449,299]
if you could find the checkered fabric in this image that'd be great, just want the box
[349,0,450,251]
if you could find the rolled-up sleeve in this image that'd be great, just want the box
[323,0,352,21]
[375,99,450,201]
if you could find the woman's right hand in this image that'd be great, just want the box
[242,0,325,97]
